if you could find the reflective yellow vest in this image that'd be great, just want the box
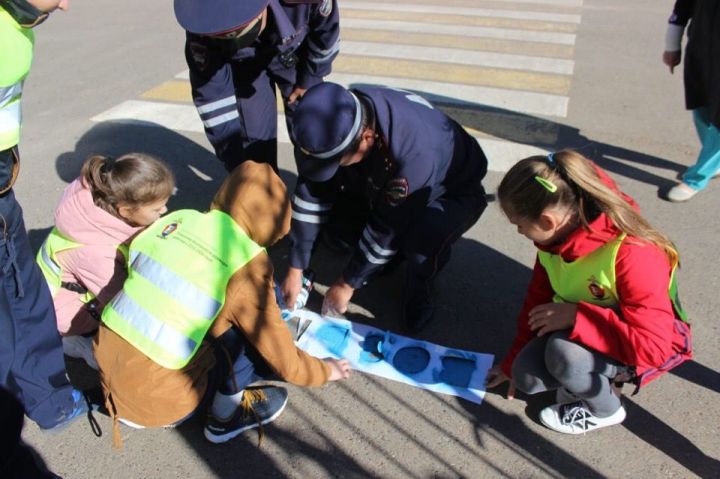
[36,227,129,305]
[0,8,34,151]
[101,209,264,370]
[537,233,688,322]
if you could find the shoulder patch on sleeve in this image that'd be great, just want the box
[384,177,409,206]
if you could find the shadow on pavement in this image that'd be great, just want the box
[53,121,225,212]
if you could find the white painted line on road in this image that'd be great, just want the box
[341,18,577,45]
[173,71,568,117]
[341,41,574,75]
[483,0,582,6]
[342,2,582,24]
[91,100,546,172]
[327,73,569,117]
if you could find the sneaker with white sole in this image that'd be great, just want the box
[666,183,699,202]
[539,401,626,435]
[204,386,288,444]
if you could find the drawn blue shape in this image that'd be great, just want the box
[315,323,350,357]
[359,333,385,363]
[392,346,430,375]
[438,356,476,387]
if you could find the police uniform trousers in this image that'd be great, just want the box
[0,183,77,429]
[187,39,296,173]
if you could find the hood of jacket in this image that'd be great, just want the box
[210,161,291,248]
[55,178,142,246]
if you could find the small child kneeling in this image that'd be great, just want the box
[37,153,174,369]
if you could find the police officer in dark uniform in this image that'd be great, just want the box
[281,82,488,333]
[173,0,340,172]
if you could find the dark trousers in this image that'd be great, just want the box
[402,191,487,281]
[0,189,76,429]
[209,326,274,397]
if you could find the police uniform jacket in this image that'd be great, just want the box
[186,0,339,96]
[289,87,488,289]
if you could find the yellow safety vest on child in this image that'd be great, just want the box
[101,209,264,369]
[537,233,688,322]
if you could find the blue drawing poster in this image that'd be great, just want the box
[287,310,494,405]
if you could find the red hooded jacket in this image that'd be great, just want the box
[500,169,692,386]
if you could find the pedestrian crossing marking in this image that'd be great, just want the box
[342,2,582,24]
[340,41,574,75]
[342,18,576,45]
[91,0,585,172]
[140,80,191,103]
[341,9,578,33]
[340,30,575,59]
[333,56,571,95]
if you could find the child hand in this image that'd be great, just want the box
[325,358,351,381]
[485,365,515,400]
[528,302,577,336]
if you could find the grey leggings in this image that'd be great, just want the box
[511,331,623,417]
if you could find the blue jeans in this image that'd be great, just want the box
[0,189,78,429]
[683,107,720,190]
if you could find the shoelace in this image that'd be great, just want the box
[561,402,594,434]
[241,389,268,446]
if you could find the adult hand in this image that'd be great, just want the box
[662,50,681,74]
[287,86,307,105]
[321,279,354,316]
[527,302,577,336]
[325,358,351,381]
[281,267,303,310]
[485,365,515,400]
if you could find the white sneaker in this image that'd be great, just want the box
[666,183,699,202]
[62,335,99,370]
[539,401,626,434]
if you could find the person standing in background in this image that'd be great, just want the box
[662,0,720,202]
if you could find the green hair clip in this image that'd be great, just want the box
[534,176,557,193]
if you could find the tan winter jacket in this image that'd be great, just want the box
[94,161,330,433]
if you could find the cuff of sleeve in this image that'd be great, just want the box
[289,248,311,271]
[342,270,367,290]
[296,72,323,90]
[665,24,684,52]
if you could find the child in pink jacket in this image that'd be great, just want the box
[38,153,175,368]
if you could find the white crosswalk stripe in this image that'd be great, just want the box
[92,0,584,172]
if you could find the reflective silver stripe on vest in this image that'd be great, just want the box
[0,83,21,110]
[109,292,196,360]
[39,240,62,276]
[130,252,222,319]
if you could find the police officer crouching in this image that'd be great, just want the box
[173,0,340,172]
[280,82,489,333]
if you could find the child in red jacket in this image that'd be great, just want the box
[486,150,692,434]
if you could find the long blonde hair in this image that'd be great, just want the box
[80,153,175,219]
[497,150,678,267]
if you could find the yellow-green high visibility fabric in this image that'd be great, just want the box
[102,209,264,370]
[538,234,625,307]
[538,233,689,322]
[36,228,94,303]
[36,227,128,303]
[0,8,34,150]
